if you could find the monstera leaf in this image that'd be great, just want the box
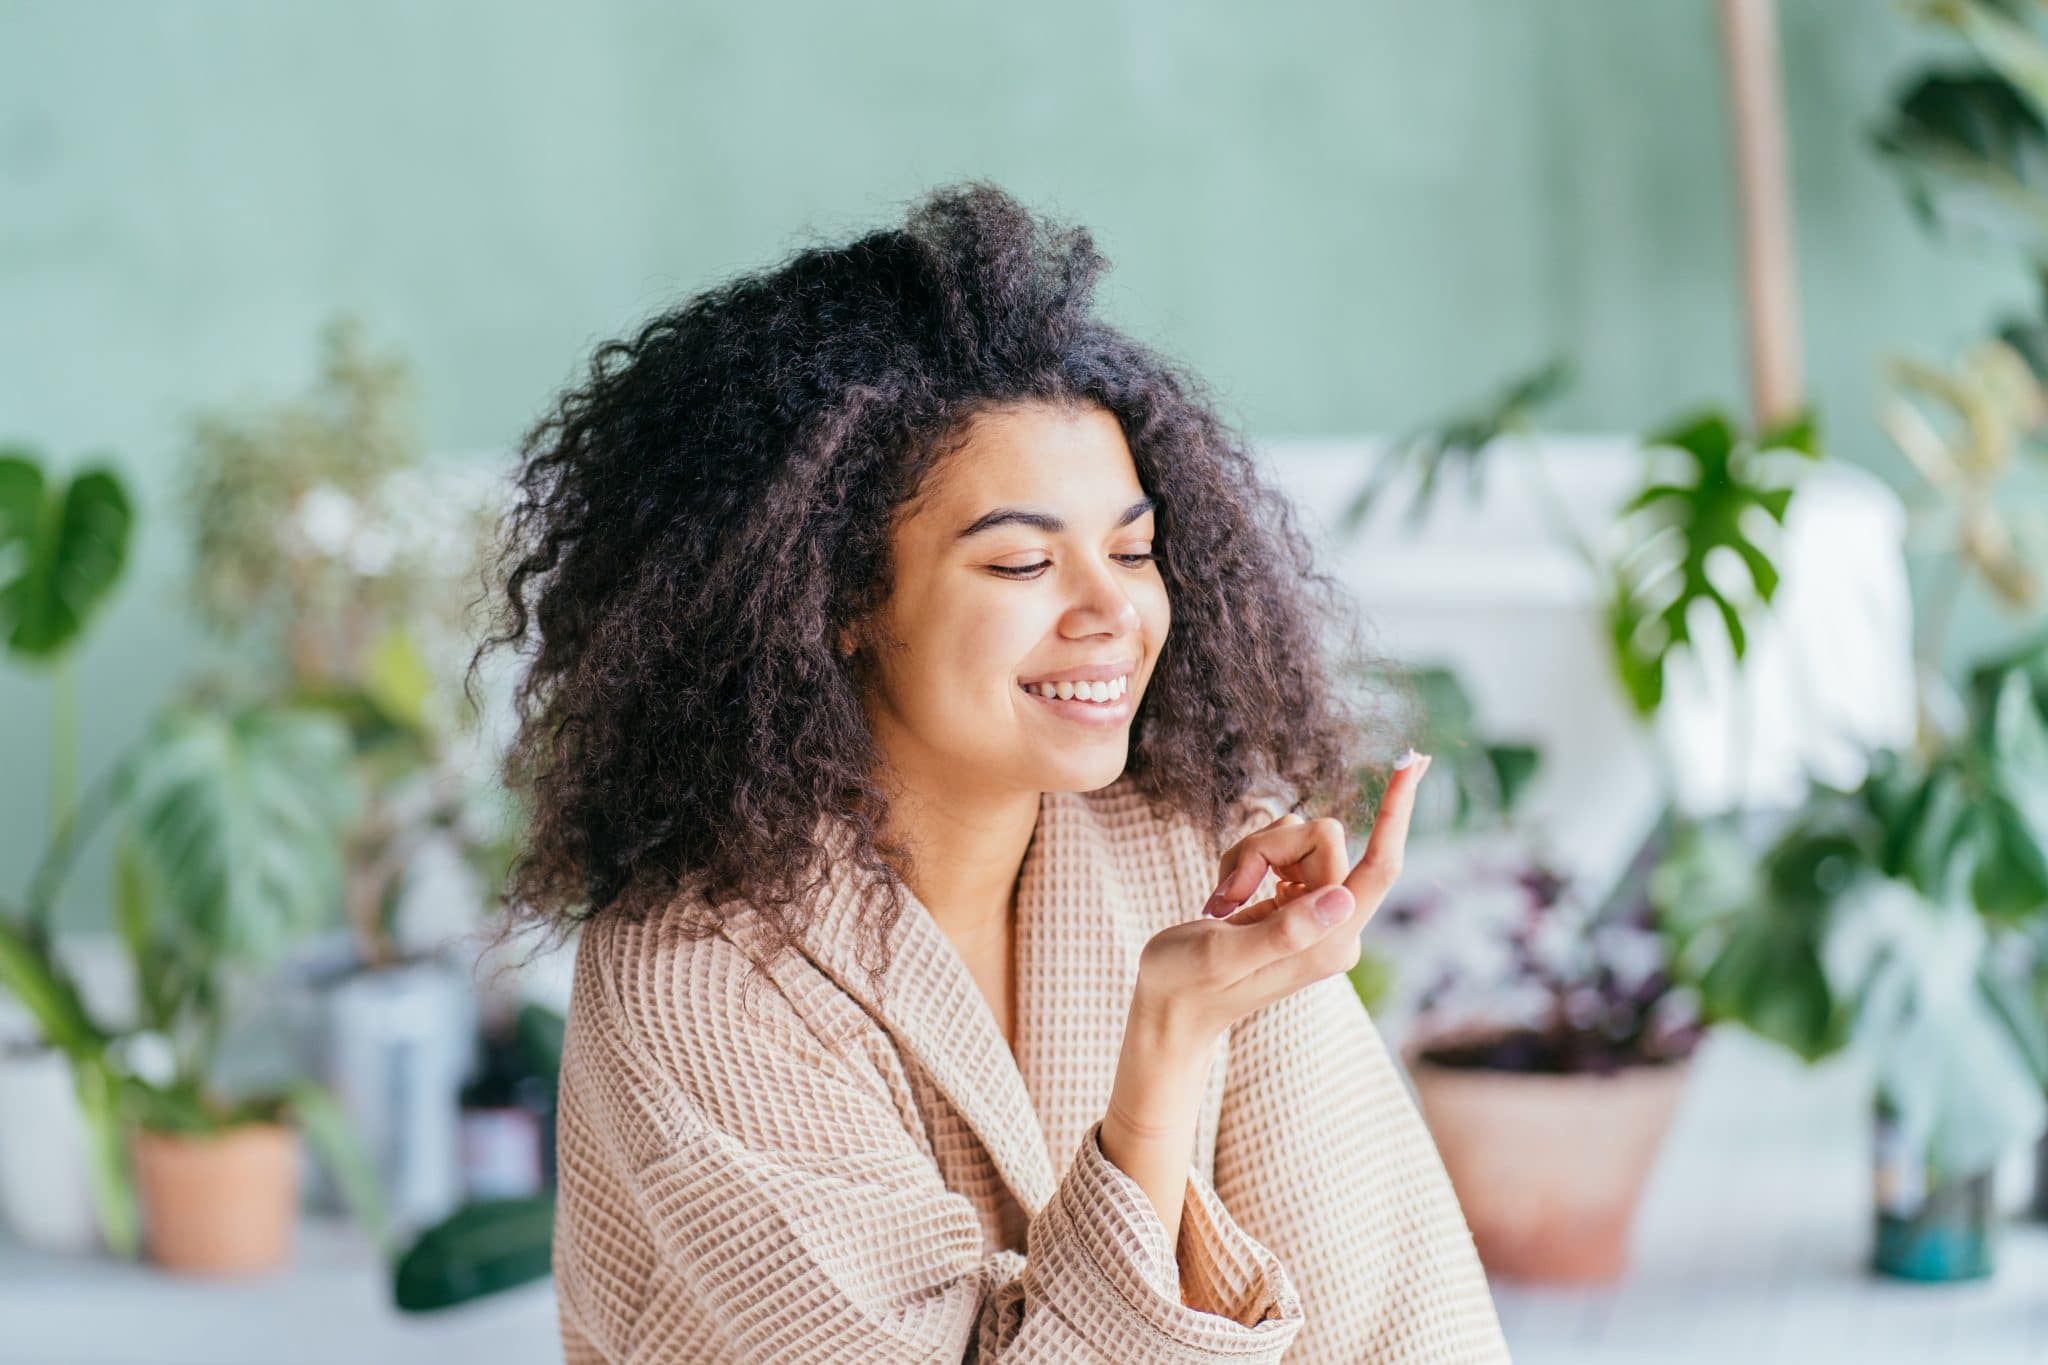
[0,447,133,660]
[1876,68,2048,258]
[1607,409,1820,717]
[1824,874,2047,1184]
[117,703,364,984]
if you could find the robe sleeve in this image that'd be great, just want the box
[552,920,1307,1363]
[1205,785,1513,1362]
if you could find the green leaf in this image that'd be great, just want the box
[1825,879,2047,1183]
[1875,71,2048,260]
[0,916,107,1058]
[1981,949,2048,1085]
[1340,356,1574,534]
[1918,0,2048,132]
[1607,406,1814,719]
[514,1002,565,1100]
[392,1196,556,1313]
[0,450,134,661]
[285,1079,393,1261]
[1989,667,2048,848]
[360,625,435,736]
[120,704,362,979]
[1347,947,1396,1015]
[73,1056,139,1257]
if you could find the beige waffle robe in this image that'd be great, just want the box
[553,774,1511,1362]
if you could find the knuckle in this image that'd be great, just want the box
[1313,933,1361,977]
[1336,935,1363,973]
[1278,914,1322,955]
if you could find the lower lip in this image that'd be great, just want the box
[1018,684,1133,727]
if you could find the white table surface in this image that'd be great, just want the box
[5,1028,2045,1363]
[1488,1028,2048,1364]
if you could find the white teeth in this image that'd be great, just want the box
[1024,675,1129,703]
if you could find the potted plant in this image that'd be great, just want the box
[1875,0,2048,1236]
[1652,661,2048,1280]
[1639,320,2048,1283]
[0,694,390,1274]
[174,314,520,1236]
[1336,382,1818,1281]
[0,442,132,1253]
[1359,718,1706,1284]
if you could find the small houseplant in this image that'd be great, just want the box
[175,314,519,1235]
[1339,384,1818,1282]
[0,441,132,1252]
[1359,718,1706,1281]
[1651,665,2048,1281]
[0,693,390,1273]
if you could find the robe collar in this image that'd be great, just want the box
[767,782,1161,1220]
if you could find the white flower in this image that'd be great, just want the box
[347,523,397,576]
[293,483,358,557]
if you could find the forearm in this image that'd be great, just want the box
[1098,997,1220,1255]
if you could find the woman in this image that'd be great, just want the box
[472,181,1510,1363]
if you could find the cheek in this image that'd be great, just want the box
[1137,577,1171,649]
[911,585,1050,708]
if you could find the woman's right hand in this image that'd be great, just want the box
[1132,751,1433,1049]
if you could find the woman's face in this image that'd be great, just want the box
[857,401,1171,804]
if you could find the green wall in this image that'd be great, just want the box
[0,1,2031,929]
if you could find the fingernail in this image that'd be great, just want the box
[1203,893,1234,918]
[1311,885,1351,924]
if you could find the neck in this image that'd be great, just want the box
[879,776,1040,945]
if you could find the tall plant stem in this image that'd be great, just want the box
[1719,0,1806,807]
[50,653,78,867]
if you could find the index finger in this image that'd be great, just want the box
[1341,748,1431,909]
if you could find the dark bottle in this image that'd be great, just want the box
[458,1014,552,1200]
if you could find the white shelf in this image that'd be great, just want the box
[8,1029,2044,1362]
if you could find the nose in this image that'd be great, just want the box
[1062,556,1141,638]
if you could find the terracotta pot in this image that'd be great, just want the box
[130,1121,300,1275]
[1402,1040,1690,1283]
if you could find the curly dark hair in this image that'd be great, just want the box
[468,179,1403,996]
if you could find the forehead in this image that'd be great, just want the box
[918,402,1145,514]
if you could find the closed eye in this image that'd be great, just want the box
[989,552,1158,580]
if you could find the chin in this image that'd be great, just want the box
[1030,752,1130,796]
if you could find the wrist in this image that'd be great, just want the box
[1126,982,1218,1061]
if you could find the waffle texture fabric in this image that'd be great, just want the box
[553,773,1511,1362]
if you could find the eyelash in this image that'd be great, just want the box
[989,552,1158,579]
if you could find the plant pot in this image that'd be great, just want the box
[284,938,474,1237]
[1871,1099,1995,1282]
[0,1039,100,1254]
[130,1122,299,1275]
[1402,1038,1690,1283]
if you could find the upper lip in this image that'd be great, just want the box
[1017,657,1138,686]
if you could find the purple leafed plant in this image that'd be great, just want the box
[1377,844,1704,1075]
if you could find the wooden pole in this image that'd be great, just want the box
[1718,0,1806,429]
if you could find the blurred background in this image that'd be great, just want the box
[5,1,2048,1361]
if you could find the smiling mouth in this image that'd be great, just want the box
[1016,675,1129,704]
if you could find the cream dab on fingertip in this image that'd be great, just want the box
[1393,746,1418,770]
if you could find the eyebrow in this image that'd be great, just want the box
[953,496,1157,541]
